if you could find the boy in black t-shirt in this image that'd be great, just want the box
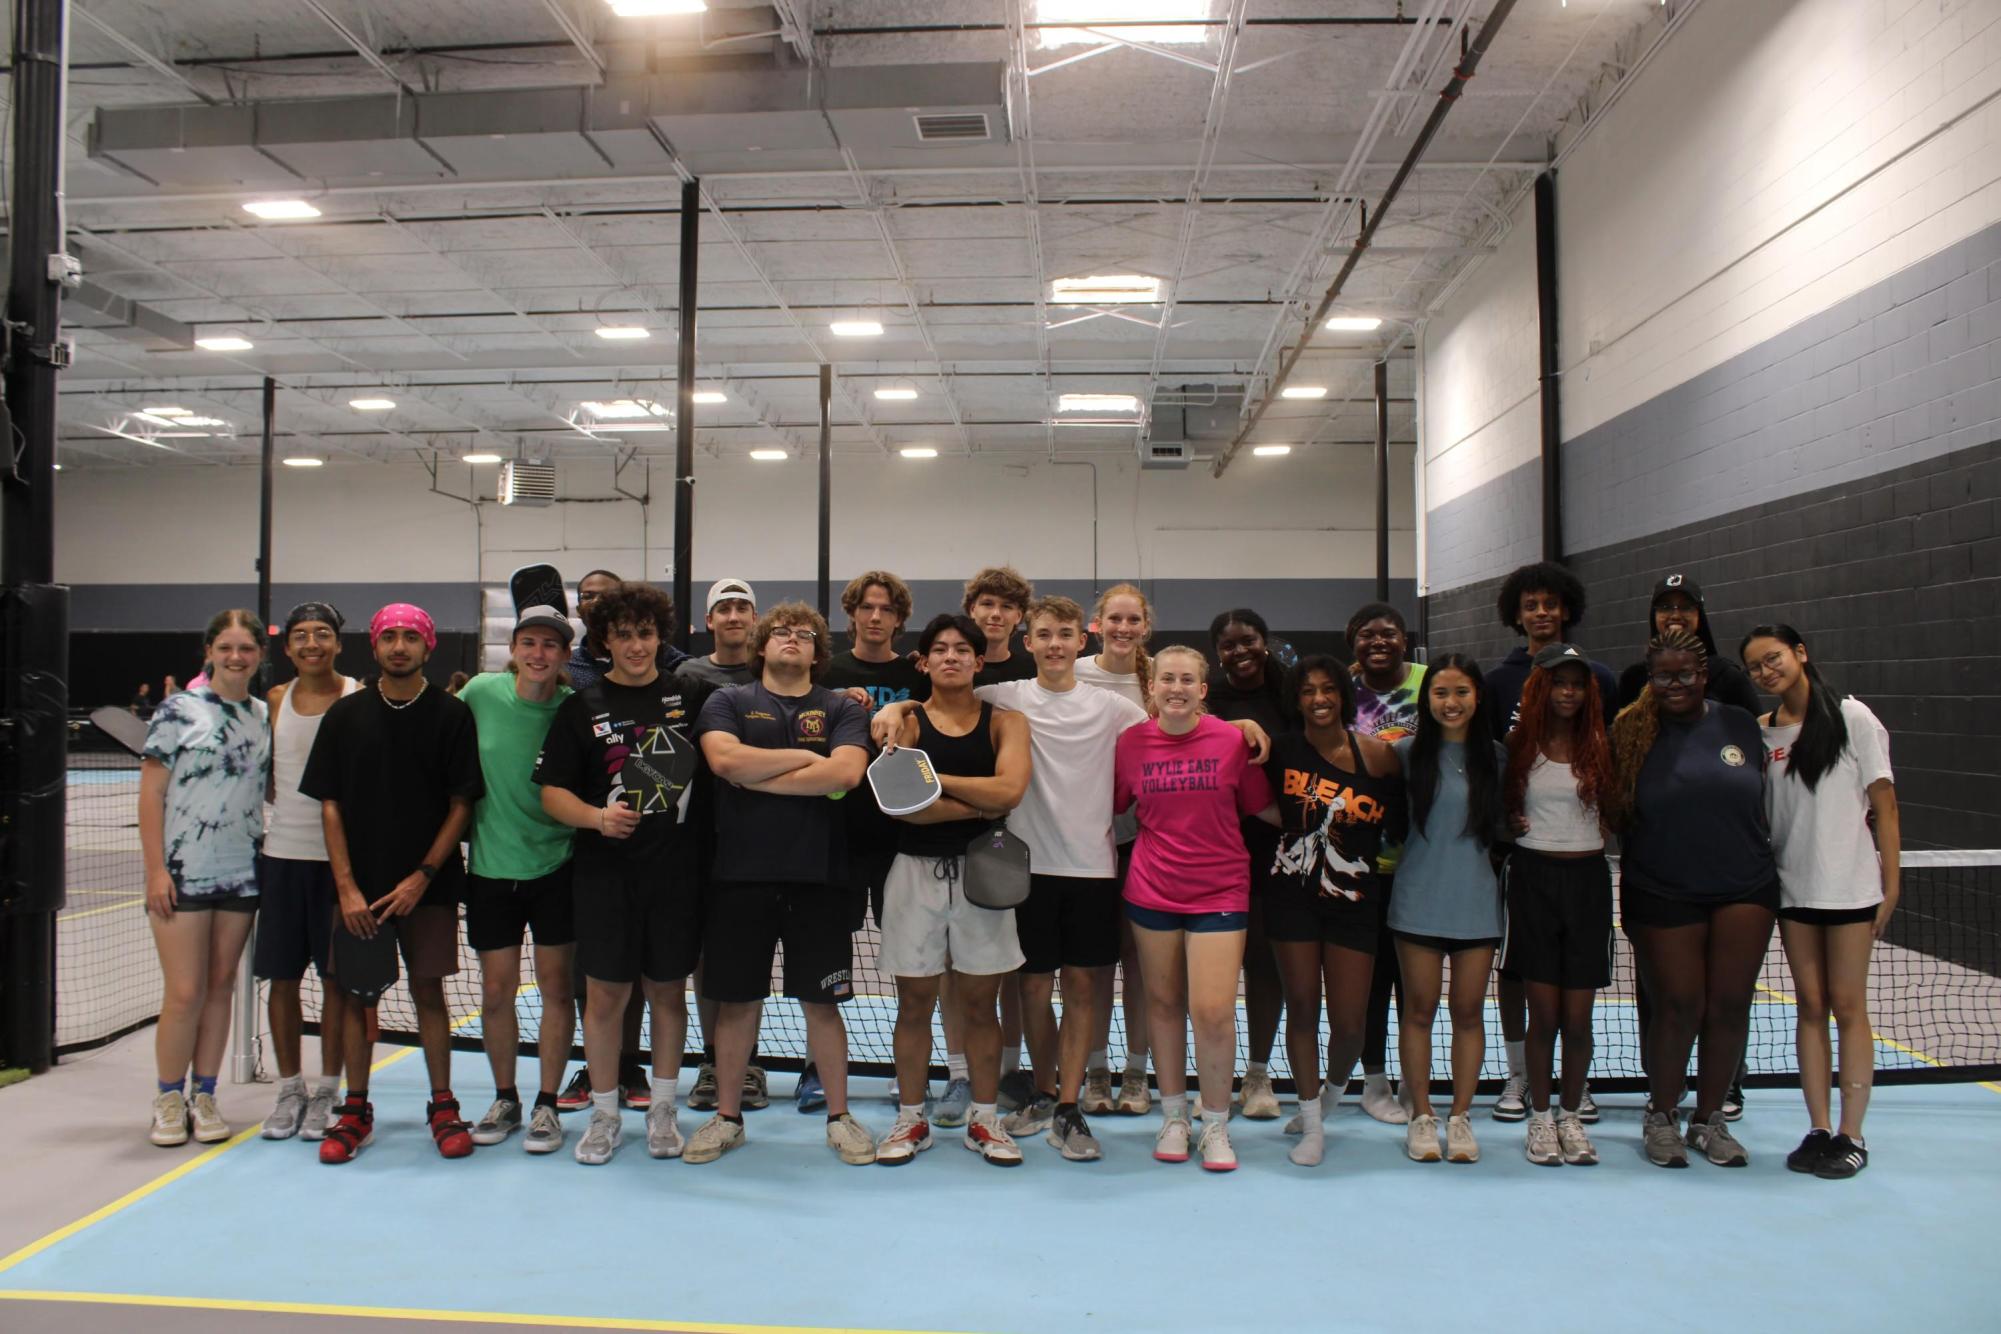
[691,601,876,1165]
[536,582,711,1167]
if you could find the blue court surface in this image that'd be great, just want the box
[2,1046,1997,1333]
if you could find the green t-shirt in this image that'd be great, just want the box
[460,672,574,879]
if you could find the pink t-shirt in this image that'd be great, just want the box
[1114,713,1274,914]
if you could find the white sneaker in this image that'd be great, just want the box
[683,1113,746,1164]
[876,1111,932,1165]
[301,1085,338,1142]
[189,1091,231,1143]
[1238,1071,1281,1120]
[963,1111,1023,1166]
[262,1083,308,1140]
[1154,1114,1191,1164]
[150,1090,189,1147]
[1361,1074,1408,1125]
[1445,1113,1480,1163]
[523,1103,564,1154]
[646,1101,684,1159]
[1577,1082,1600,1123]
[574,1108,623,1165]
[1493,1073,1529,1121]
[1197,1118,1237,1172]
[827,1112,877,1165]
[1404,1112,1442,1162]
[1556,1110,1597,1165]
[1524,1111,1562,1166]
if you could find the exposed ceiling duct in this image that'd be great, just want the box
[65,280,194,350]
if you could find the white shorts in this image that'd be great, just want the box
[878,852,1025,979]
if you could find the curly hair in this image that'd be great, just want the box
[1293,653,1357,728]
[841,571,913,629]
[585,581,674,647]
[962,565,1033,614]
[751,601,833,679]
[1607,627,1709,827]
[1093,582,1155,702]
[1505,657,1614,821]
[1496,561,1588,635]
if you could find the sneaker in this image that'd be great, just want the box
[876,1111,932,1165]
[683,1113,746,1164]
[1524,1112,1562,1166]
[1197,1118,1237,1172]
[1577,1083,1600,1124]
[794,1065,827,1114]
[427,1097,475,1159]
[1556,1110,1598,1165]
[1115,1068,1152,1116]
[1361,1074,1408,1125]
[646,1101,684,1159]
[263,1084,308,1141]
[996,1069,1036,1113]
[555,1068,592,1113]
[190,1091,231,1144]
[1154,1114,1192,1163]
[1238,1070,1281,1120]
[1722,1077,1746,1122]
[471,1097,522,1146]
[826,1112,877,1164]
[1814,1132,1868,1179]
[524,1103,564,1154]
[1048,1107,1102,1162]
[1493,1074,1528,1121]
[317,1102,374,1164]
[1001,1092,1057,1137]
[1445,1113,1480,1163]
[1687,1111,1749,1167]
[931,1077,973,1128]
[574,1108,623,1165]
[301,1085,338,1141]
[963,1111,1023,1166]
[1080,1068,1115,1116]
[1787,1128,1835,1174]
[742,1065,770,1111]
[149,1090,189,1147]
[620,1070,651,1112]
[1642,1109,1689,1168]
[687,1063,720,1112]
[1405,1113,1442,1163]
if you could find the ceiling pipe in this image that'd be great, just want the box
[1213,0,1522,479]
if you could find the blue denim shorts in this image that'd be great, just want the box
[1124,902,1250,934]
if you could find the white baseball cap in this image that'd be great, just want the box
[706,578,756,613]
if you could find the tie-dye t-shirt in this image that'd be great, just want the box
[1351,662,1428,743]
[142,687,270,900]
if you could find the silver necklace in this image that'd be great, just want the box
[379,677,427,711]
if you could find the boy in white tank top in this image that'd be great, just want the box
[255,602,359,1142]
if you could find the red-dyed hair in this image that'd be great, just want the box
[1504,665,1613,819]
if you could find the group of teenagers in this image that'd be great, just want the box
[135,557,1898,1179]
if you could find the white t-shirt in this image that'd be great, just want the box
[1073,657,1147,844]
[976,677,1148,877]
[1761,696,1894,910]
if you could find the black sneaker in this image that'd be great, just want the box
[555,1068,592,1113]
[1814,1133,1868,1179]
[1787,1128,1834,1174]
[621,1067,652,1112]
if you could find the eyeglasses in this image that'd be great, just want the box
[288,627,337,644]
[1748,651,1789,675]
[1650,669,1701,688]
[766,627,817,643]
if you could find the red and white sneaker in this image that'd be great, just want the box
[318,1101,374,1165]
[427,1096,474,1159]
[875,1112,932,1165]
[963,1111,1023,1167]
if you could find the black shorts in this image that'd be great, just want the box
[701,880,855,1005]
[173,890,260,914]
[573,855,702,986]
[1621,876,1780,930]
[1261,876,1380,954]
[1500,849,1612,989]
[1015,874,1121,973]
[1779,903,1878,926]
[252,856,331,981]
[1393,929,1502,955]
[845,845,897,933]
[464,865,576,953]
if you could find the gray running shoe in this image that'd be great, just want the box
[1643,1109,1689,1167]
[996,1069,1036,1113]
[189,1091,231,1144]
[574,1108,623,1165]
[683,1113,746,1164]
[1493,1074,1528,1121]
[1687,1111,1749,1166]
[1556,1110,1598,1165]
[471,1097,522,1146]
[1524,1112,1562,1166]
[1080,1068,1115,1115]
[742,1065,770,1111]
[301,1085,338,1142]
[687,1062,720,1111]
[1001,1092,1057,1137]
[646,1101,684,1159]
[150,1090,189,1147]
[1047,1107,1102,1162]
[263,1084,309,1141]
[931,1076,973,1128]
[1115,1068,1152,1116]
[523,1103,564,1154]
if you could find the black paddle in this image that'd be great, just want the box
[508,562,570,621]
[331,920,400,1003]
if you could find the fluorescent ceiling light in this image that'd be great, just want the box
[52,463,61,471]
[242,199,321,220]
[829,320,884,337]
[140,406,190,416]
[874,387,920,401]
[348,397,396,411]
[606,0,707,15]
[281,456,324,467]
[196,336,254,352]
[1051,274,1163,305]
[1252,444,1293,457]
[899,446,939,459]
[153,431,213,439]
[1280,385,1328,400]
[691,390,728,405]
[1058,393,1139,413]
[1324,316,1383,332]
[581,399,669,419]
[461,452,503,464]
[1036,0,1212,48]
[596,423,672,432]
[595,325,651,340]
[749,448,788,461]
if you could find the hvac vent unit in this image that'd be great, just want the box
[1138,439,1192,471]
[914,113,990,142]
[498,460,557,507]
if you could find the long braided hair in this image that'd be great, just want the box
[1608,626,1709,827]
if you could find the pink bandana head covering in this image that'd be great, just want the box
[369,603,436,652]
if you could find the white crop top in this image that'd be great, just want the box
[263,675,361,861]
[1517,757,1602,852]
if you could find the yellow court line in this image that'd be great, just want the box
[0,1291,975,1334]
[1756,982,2001,1096]
[60,897,146,922]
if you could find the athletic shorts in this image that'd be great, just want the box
[1620,876,1780,930]
[1125,903,1249,934]
[701,880,855,1005]
[845,845,897,934]
[573,857,701,986]
[1778,903,1878,926]
[465,865,576,954]
[325,902,459,986]
[1014,874,1121,974]
[879,852,1025,978]
[1261,876,1380,954]
[172,889,259,914]
[1500,849,1612,989]
[252,856,333,981]
[1393,929,1502,954]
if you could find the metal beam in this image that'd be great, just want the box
[299,0,417,95]
[73,5,215,103]
[536,0,605,82]
[817,364,831,619]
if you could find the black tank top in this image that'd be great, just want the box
[898,702,999,858]
[1267,729,1404,903]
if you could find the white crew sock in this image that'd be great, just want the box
[1087,1047,1108,1074]
[1000,1046,1021,1075]
[1248,1060,1268,1079]
[312,1074,340,1096]
[590,1089,618,1116]
[1296,1095,1324,1136]
[278,1073,305,1094]
[1506,1040,1526,1080]
[946,1053,969,1081]
[899,1102,926,1122]
[970,1101,998,1122]
[1162,1092,1189,1120]
[1200,1103,1230,1127]
[650,1074,677,1107]
[1125,1050,1149,1076]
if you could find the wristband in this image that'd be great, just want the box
[417,864,438,882]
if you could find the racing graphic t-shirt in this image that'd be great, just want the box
[1264,731,1403,903]
[534,674,713,870]
[696,681,872,886]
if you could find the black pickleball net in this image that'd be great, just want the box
[55,720,156,1055]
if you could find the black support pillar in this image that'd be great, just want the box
[1373,358,1391,603]
[672,178,699,649]
[1535,170,1562,562]
[817,366,832,619]
[257,378,276,638]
